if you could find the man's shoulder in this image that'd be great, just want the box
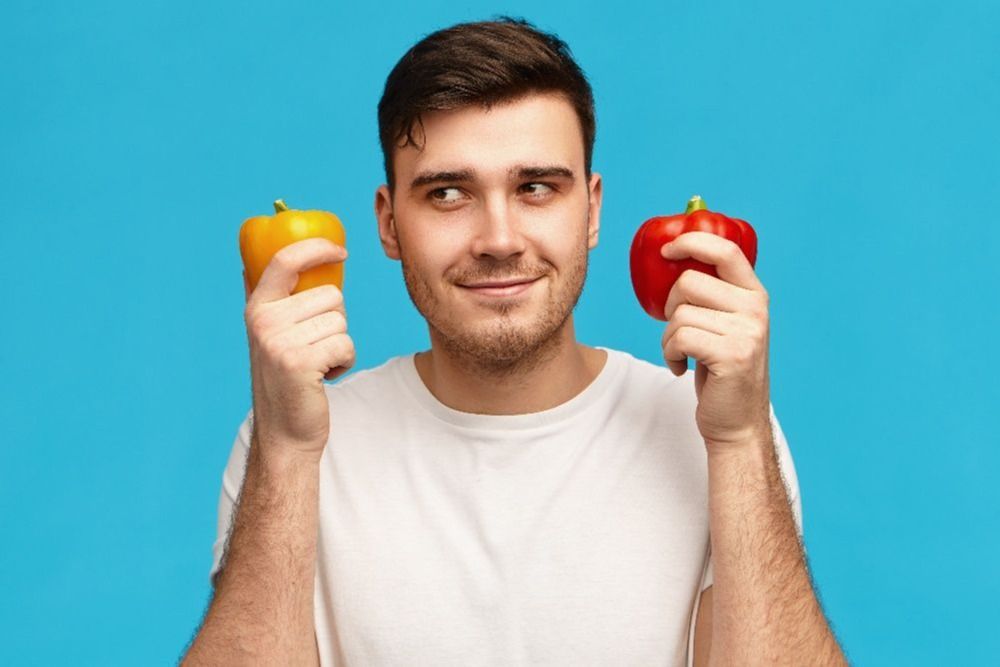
[603,345,693,388]
[323,354,409,400]
[600,346,698,417]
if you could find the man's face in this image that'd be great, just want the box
[374,92,603,372]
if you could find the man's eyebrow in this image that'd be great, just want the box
[410,169,475,190]
[514,165,575,181]
[409,164,576,190]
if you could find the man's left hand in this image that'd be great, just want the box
[659,231,772,451]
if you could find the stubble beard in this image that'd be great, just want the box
[398,230,590,380]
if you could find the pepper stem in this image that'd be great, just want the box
[273,199,289,213]
[686,195,707,214]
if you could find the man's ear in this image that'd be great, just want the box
[375,184,401,260]
[587,172,603,250]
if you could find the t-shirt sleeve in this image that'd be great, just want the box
[208,409,254,588]
[698,401,804,592]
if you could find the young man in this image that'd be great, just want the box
[183,17,847,666]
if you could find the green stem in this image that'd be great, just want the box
[273,199,290,213]
[686,195,707,214]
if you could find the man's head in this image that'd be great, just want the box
[377,16,597,194]
[374,17,602,374]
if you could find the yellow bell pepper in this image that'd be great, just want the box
[239,199,346,295]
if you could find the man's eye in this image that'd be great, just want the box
[428,183,555,205]
[429,187,464,204]
[521,182,555,197]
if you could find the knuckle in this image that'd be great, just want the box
[329,310,348,331]
[675,326,691,346]
[308,317,327,340]
[739,314,763,338]
[277,347,304,373]
[330,334,355,363]
[247,318,267,342]
[250,308,276,336]
[343,339,357,366]
[320,284,344,306]
[272,250,297,273]
[661,332,673,351]
[259,333,286,361]
[754,318,769,340]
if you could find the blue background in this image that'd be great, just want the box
[2,0,997,664]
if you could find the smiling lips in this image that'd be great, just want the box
[460,277,540,297]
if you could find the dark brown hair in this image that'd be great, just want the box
[377,16,596,193]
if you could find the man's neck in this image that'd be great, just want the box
[413,324,608,416]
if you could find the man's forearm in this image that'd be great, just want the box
[183,433,321,665]
[705,426,847,666]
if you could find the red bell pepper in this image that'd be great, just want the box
[629,195,758,321]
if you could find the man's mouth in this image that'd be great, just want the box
[458,276,541,297]
[461,277,538,288]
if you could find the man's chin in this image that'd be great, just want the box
[443,311,572,367]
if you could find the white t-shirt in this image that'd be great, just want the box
[210,346,803,666]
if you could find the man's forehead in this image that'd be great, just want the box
[394,94,584,186]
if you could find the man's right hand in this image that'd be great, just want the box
[242,237,354,459]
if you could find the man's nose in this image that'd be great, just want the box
[469,197,527,260]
